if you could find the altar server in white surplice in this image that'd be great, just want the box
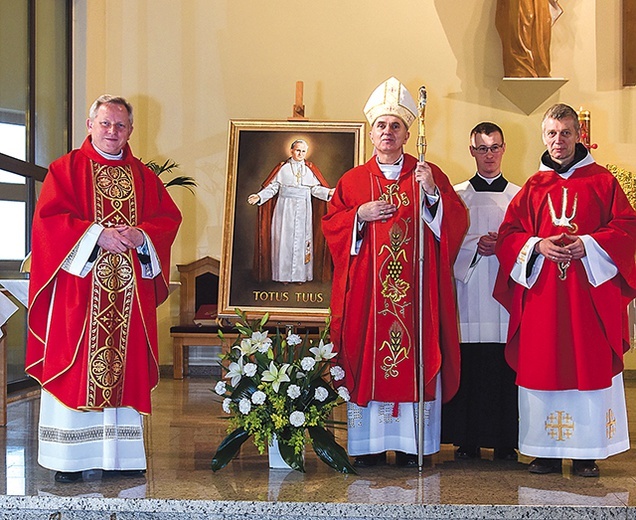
[442,122,521,462]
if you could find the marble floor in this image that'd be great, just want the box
[2,376,636,519]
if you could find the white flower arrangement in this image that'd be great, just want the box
[211,310,355,474]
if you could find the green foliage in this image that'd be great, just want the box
[144,158,197,193]
[211,427,249,472]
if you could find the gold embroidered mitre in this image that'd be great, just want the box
[363,77,418,129]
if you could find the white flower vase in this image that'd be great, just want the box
[268,435,292,470]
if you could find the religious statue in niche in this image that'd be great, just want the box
[495,0,564,77]
[248,139,334,285]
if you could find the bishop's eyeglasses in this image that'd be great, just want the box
[471,144,504,154]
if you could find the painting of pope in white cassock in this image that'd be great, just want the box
[248,139,334,284]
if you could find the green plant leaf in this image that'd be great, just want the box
[234,308,247,322]
[164,175,197,193]
[211,427,250,471]
[254,351,271,369]
[231,377,258,401]
[308,426,357,474]
[276,437,305,472]
[144,158,178,175]
[235,324,252,336]
[259,313,269,327]
[143,158,196,192]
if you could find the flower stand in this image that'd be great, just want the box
[268,438,291,469]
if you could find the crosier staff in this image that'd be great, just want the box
[417,85,427,472]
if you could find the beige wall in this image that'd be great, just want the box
[74,1,636,366]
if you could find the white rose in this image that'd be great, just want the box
[289,411,306,427]
[287,384,301,399]
[244,362,257,377]
[238,398,251,415]
[214,381,227,395]
[330,366,345,381]
[337,387,351,402]
[301,357,316,371]
[251,390,266,405]
[314,387,329,402]
[286,333,302,346]
[222,398,232,414]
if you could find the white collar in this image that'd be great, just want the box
[92,142,124,160]
[538,151,595,179]
[476,172,502,184]
[376,155,404,180]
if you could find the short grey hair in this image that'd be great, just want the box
[290,139,308,150]
[542,103,580,134]
[88,95,134,125]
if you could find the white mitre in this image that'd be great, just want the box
[363,77,418,129]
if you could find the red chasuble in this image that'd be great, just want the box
[494,163,636,392]
[322,154,467,407]
[253,159,332,282]
[26,137,182,414]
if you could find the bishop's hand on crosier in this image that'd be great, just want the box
[414,160,436,196]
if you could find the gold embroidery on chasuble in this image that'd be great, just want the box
[379,182,411,209]
[376,180,413,380]
[86,162,137,409]
[547,186,578,280]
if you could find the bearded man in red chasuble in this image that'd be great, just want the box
[26,95,181,483]
[323,77,468,467]
[495,103,636,477]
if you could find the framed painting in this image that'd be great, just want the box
[219,120,366,323]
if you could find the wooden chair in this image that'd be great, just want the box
[170,257,327,378]
[170,257,239,379]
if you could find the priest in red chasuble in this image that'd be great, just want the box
[26,95,182,483]
[322,77,468,467]
[494,103,636,477]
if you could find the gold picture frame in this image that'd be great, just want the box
[219,120,366,323]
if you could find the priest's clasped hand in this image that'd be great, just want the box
[97,225,144,254]
[535,233,586,262]
[414,161,436,195]
[477,231,498,257]
[357,200,397,222]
